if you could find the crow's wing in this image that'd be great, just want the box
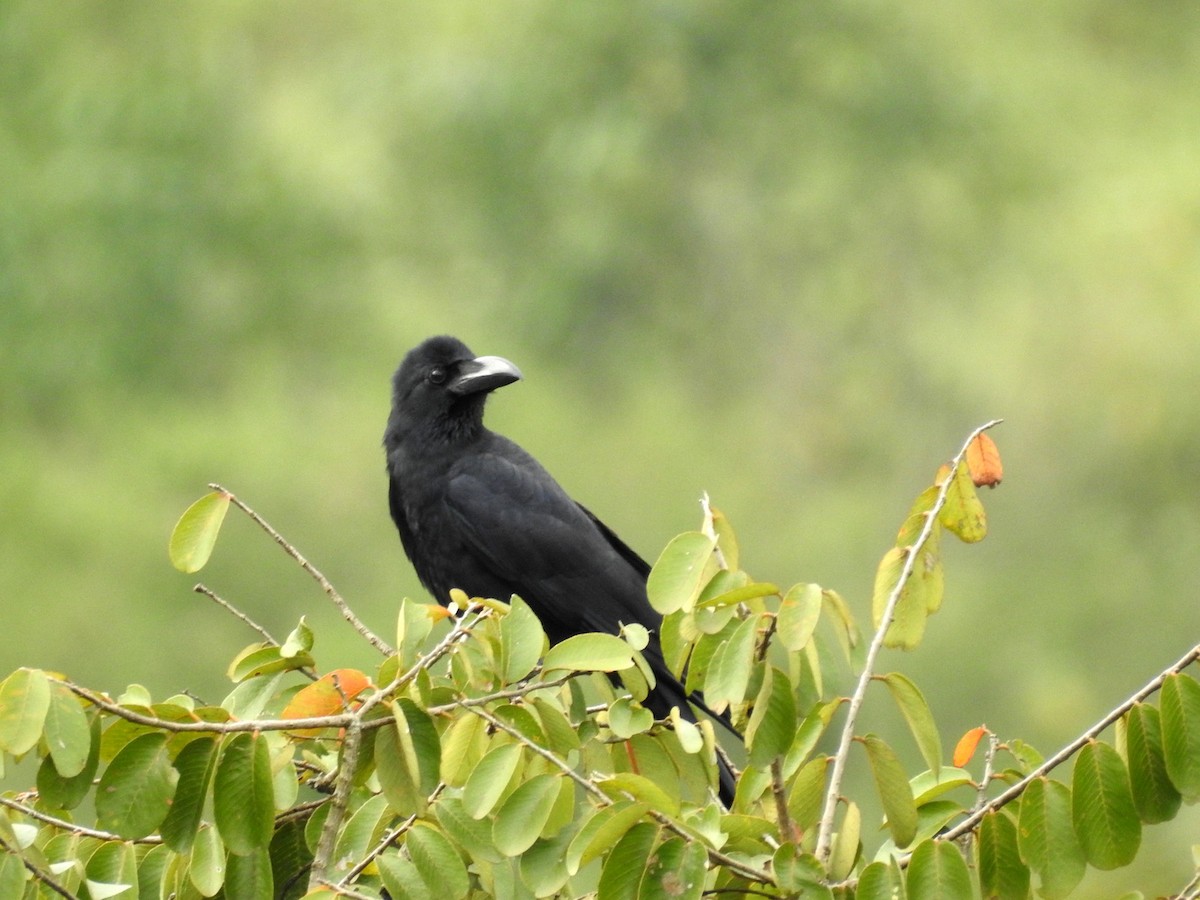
[439,439,660,642]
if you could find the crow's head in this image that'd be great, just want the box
[385,335,522,447]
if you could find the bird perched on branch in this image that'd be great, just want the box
[383,335,736,805]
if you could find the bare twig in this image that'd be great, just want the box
[210,483,395,656]
[193,582,279,644]
[1,795,159,847]
[814,420,1003,862]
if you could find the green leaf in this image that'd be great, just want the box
[787,756,831,832]
[906,839,972,899]
[378,853,431,900]
[1123,702,1181,824]
[407,823,470,900]
[1071,740,1141,869]
[42,680,91,777]
[137,844,173,899]
[463,742,523,818]
[38,711,101,810]
[440,711,489,787]
[169,490,231,573]
[189,823,226,896]
[398,698,441,795]
[696,581,780,610]
[1017,777,1085,899]
[435,795,503,864]
[0,667,51,755]
[829,800,861,882]
[638,836,706,900]
[227,642,315,682]
[881,672,942,775]
[0,853,25,899]
[396,597,435,670]
[500,595,546,682]
[1161,672,1200,801]
[492,773,563,857]
[214,732,275,855]
[701,612,761,713]
[532,697,582,754]
[543,633,635,673]
[377,704,424,816]
[776,583,822,652]
[95,732,178,839]
[746,666,797,768]
[225,845,273,900]
[978,810,1030,900]
[566,800,651,874]
[279,617,314,658]
[609,697,655,739]
[597,821,658,900]
[334,793,390,869]
[647,531,716,615]
[269,820,314,899]
[521,827,576,897]
[599,772,680,817]
[161,736,218,853]
[84,840,138,899]
[857,859,905,900]
[772,844,830,895]
[861,734,917,848]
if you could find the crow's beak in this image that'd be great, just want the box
[448,355,523,396]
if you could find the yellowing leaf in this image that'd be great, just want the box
[939,461,987,543]
[169,491,231,573]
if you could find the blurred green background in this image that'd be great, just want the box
[3,2,1199,893]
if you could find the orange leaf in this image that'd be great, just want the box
[952,725,988,767]
[966,433,1003,488]
[281,669,371,737]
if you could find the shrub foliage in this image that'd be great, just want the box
[2,423,1199,898]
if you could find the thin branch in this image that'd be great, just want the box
[60,679,355,733]
[0,834,77,899]
[194,582,319,682]
[1176,869,1200,900]
[832,638,1200,891]
[770,757,793,841]
[337,783,447,887]
[0,794,160,846]
[311,716,364,884]
[193,582,279,644]
[937,638,1200,844]
[814,419,1003,862]
[210,483,395,656]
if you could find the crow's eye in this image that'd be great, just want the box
[428,366,447,386]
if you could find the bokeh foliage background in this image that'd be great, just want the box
[3,2,1199,893]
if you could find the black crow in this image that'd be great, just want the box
[384,335,736,804]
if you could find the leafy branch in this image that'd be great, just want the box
[6,429,1200,897]
[814,419,1002,862]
